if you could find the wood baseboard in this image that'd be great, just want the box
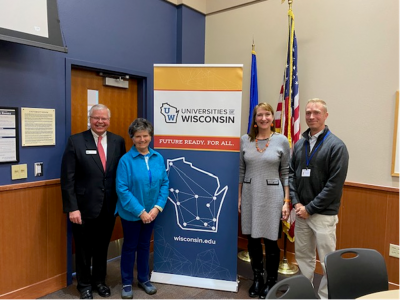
[0,273,67,299]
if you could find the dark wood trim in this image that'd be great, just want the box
[345,181,399,193]
[0,179,60,192]
[1,179,396,193]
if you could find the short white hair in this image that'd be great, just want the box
[89,104,111,118]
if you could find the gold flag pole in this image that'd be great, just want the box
[278,0,298,275]
[238,249,251,262]
[278,233,298,274]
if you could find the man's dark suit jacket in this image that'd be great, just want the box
[61,130,126,219]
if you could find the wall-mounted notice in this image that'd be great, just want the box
[0,107,19,163]
[21,107,55,146]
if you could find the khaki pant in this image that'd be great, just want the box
[294,214,338,299]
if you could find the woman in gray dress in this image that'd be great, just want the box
[238,103,291,299]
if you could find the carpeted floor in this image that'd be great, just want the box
[40,252,321,299]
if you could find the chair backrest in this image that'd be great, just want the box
[325,248,388,299]
[266,275,318,299]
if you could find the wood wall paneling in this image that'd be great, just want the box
[0,180,398,298]
[110,216,124,241]
[238,183,399,288]
[338,187,387,250]
[0,181,67,299]
[385,192,399,285]
[46,185,68,278]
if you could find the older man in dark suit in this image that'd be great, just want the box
[61,104,126,299]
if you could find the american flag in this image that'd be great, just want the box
[275,11,300,149]
[276,9,299,242]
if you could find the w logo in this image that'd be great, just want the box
[160,103,179,123]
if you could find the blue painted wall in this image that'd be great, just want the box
[177,5,205,63]
[0,0,205,186]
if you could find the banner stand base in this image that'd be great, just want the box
[151,271,238,292]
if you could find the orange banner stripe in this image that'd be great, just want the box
[154,67,243,91]
[154,135,240,152]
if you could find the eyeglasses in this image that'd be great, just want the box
[90,117,110,121]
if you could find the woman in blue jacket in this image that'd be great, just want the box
[115,118,169,299]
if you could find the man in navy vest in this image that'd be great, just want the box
[289,98,349,299]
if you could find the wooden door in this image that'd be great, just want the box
[71,67,138,242]
[71,67,137,149]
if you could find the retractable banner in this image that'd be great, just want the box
[152,64,243,292]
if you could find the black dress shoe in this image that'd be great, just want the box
[80,290,93,299]
[93,283,111,297]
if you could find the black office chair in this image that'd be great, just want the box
[325,248,388,299]
[266,274,318,299]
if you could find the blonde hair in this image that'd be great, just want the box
[307,98,328,112]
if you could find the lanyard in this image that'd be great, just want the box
[305,131,330,168]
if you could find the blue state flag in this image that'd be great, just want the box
[247,47,258,133]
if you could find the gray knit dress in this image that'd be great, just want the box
[239,133,290,240]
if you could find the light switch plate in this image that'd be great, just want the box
[34,162,43,176]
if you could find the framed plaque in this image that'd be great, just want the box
[391,91,399,177]
[0,107,19,163]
